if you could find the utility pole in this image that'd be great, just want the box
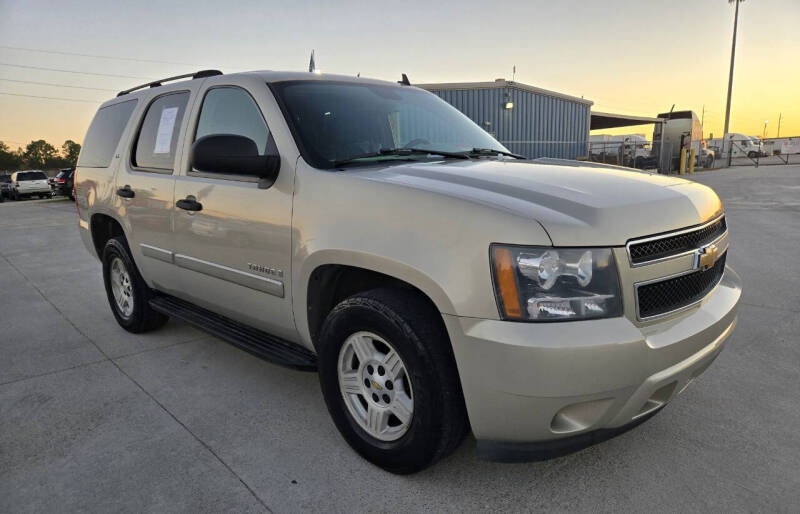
[701,104,705,137]
[777,112,782,138]
[723,0,742,166]
[723,0,741,141]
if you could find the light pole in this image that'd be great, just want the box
[763,120,768,138]
[723,0,743,164]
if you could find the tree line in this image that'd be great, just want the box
[0,139,81,172]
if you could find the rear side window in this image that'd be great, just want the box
[134,92,190,171]
[78,99,138,168]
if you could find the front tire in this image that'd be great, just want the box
[317,288,467,474]
[102,236,168,333]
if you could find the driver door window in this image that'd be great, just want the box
[191,87,276,177]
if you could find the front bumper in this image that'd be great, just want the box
[443,265,741,460]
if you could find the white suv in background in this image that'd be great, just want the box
[10,170,51,200]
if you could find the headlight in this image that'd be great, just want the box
[490,245,622,321]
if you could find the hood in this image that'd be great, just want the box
[350,159,722,246]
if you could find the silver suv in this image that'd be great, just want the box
[75,70,741,473]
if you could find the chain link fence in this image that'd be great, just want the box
[708,137,800,167]
[499,137,799,172]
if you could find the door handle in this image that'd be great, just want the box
[176,196,203,212]
[116,186,135,199]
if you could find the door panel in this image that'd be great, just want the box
[115,88,195,294]
[172,175,295,339]
[170,83,296,340]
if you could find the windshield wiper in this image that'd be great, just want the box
[467,148,525,159]
[332,148,470,167]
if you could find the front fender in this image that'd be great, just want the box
[293,249,457,348]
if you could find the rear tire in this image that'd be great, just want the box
[317,288,468,474]
[102,236,168,333]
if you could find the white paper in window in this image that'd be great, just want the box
[154,107,179,154]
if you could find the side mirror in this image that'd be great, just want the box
[190,134,280,189]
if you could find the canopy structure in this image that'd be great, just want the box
[590,111,664,130]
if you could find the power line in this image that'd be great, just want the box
[0,91,101,103]
[0,62,154,80]
[0,78,117,91]
[0,45,205,67]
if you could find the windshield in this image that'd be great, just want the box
[271,80,508,168]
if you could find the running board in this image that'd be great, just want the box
[149,294,317,372]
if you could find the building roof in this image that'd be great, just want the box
[415,79,593,106]
[590,111,665,130]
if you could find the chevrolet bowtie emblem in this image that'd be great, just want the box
[694,243,719,271]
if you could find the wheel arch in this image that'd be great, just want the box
[89,212,126,258]
[298,250,457,349]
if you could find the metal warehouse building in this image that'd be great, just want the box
[417,79,593,160]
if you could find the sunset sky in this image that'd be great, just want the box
[1,0,798,150]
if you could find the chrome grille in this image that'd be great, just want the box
[636,252,727,319]
[628,216,727,265]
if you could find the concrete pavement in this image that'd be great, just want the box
[1,165,798,513]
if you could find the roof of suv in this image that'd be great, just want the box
[107,70,412,106]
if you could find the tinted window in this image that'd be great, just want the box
[195,87,272,155]
[134,92,190,170]
[271,81,507,168]
[78,99,137,168]
[19,171,47,181]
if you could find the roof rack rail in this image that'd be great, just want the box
[116,69,222,97]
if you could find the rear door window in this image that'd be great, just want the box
[19,171,47,181]
[134,92,190,171]
[78,99,138,168]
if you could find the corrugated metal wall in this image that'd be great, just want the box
[427,87,590,159]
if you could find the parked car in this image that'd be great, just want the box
[698,144,715,168]
[0,173,12,200]
[52,167,75,199]
[76,70,741,473]
[10,170,51,200]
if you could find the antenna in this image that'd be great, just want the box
[308,50,315,73]
[398,73,410,86]
[512,65,516,82]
